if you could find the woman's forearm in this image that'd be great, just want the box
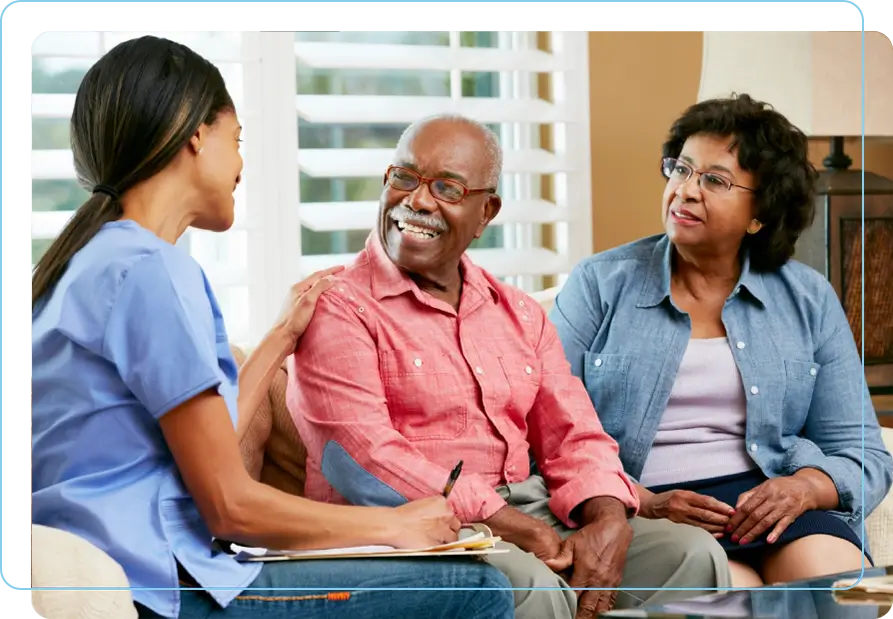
[235,326,292,442]
[217,478,398,551]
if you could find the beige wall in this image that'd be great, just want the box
[588,32,893,253]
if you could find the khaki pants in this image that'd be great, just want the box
[484,475,732,619]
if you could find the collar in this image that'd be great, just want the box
[366,233,500,305]
[636,235,767,309]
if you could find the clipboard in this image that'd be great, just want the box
[226,525,508,562]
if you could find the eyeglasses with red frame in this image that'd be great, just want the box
[384,165,496,204]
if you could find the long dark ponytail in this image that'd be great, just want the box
[31,36,233,307]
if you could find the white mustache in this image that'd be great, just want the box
[389,205,448,232]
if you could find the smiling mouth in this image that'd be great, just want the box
[395,220,442,240]
[671,208,702,223]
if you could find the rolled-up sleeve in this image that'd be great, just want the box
[787,282,893,521]
[287,291,506,524]
[528,308,639,528]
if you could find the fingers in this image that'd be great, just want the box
[687,507,733,527]
[727,487,764,532]
[543,539,575,573]
[737,508,787,545]
[598,590,619,614]
[574,587,618,618]
[687,492,736,516]
[575,590,601,619]
[767,515,796,544]
[297,274,335,306]
[448,516,461,533]
[293,265,345,294]
[731,499,777,543]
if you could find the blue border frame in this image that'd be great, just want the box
[6,0,893,617]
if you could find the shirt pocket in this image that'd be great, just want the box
[582,352,633,435]
[380,348,468,441]
[498,354,543,416]
[781,359,821,435]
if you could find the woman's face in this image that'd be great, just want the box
[661,133,757,255]
[191,110,243,232]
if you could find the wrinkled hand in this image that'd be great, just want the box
[726,477,816,545]
[518,521,565,566]
[544,516,633,618]
[390,496,462,549]
[274,265,345,352]
[642,490,735,537]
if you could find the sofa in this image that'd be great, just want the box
[31,288,893,618]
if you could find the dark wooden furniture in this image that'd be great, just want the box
[794,157,893,399]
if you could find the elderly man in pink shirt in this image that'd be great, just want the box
[286,114,730,619]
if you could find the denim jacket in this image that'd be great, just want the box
[550,234,893,538]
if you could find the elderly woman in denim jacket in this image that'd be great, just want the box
[551,93,893,587]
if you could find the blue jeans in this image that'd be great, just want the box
[136,557,513,619]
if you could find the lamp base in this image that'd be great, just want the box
[822,136,853,171]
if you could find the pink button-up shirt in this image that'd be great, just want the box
[287,235,638,526]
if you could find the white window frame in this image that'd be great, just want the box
[31,31,594,347]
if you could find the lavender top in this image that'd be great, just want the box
[639,337,756,488]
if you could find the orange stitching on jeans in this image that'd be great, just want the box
[235,592,352,602]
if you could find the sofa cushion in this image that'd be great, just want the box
[31,524,137,618]
[865,426,893,566]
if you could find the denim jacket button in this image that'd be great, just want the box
[594,358,603,367]
[736,341,746,350]
[750,443,759,452]
[809,367,817,376]
[750,385,759,395]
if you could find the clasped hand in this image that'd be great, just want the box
[522,515,633,618]
[642,476,816,545]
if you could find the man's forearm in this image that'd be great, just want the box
[577,496,631,528]
[482,504,550,548]
[236,325,292,442]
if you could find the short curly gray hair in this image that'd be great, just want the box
[396,114,503,188]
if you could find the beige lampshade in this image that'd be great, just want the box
[698,31,893,137]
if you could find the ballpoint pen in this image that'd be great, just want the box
[442,460,464,498]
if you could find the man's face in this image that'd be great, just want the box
[377,120,501,280]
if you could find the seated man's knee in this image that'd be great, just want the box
[491,546,575,618]
[656,523,729,585]
[499,550,564,589]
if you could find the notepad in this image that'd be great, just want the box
[228,530,508,562]
[833,574,893,605]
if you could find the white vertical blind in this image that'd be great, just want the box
[31,31,593,346]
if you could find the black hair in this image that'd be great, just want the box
[662,93,818,271]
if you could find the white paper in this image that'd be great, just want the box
[229,531,489,561]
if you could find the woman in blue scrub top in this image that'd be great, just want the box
[31,35,513,619]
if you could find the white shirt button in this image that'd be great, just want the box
[521,315,529,321]
[736,341,746,350]
[475,366,484,375]
[525,365,533,375]
[357,306,365,313]
[519,300,525,307]
[594,358,603,367]
[750,386,759,395]
[413,358,422,367]
[750,443,759,453]
[809,367,817,376]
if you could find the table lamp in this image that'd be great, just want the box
[697,31,893,396]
